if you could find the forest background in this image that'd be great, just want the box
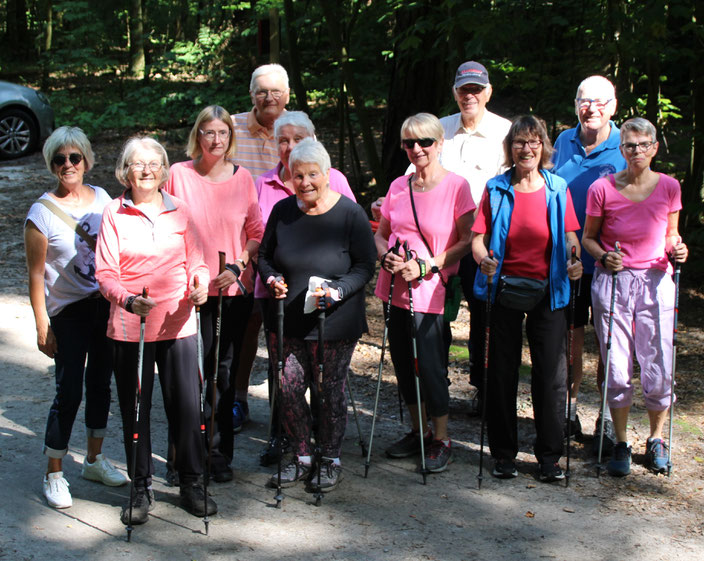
[1,0,703,244]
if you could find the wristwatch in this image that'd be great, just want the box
[428,256,439,274]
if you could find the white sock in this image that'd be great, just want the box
[603,407,613,422]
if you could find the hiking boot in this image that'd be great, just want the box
[165,466,179,487]
[120,487,155,525]
[539,462,566,483]
[592,416,616,457]
[607,441,632,476]
[492,459,518,479]
[385,429,432,459]
[269,457,312,488]
[425,439,452,473]
[43,471,72,509]
[211,465,233,483]
[232,401,250,434]
[82,454,128,487]
[646,438,669,474]
[564,414,583,441]
[259,435,291,467]
[179,482,218,517]
[314,458,343,492]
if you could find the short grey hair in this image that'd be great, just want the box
[250,63,289,92]
[288,138,331,176]
[620,117,658,143]
[115,136,170,188]
[274,111,315,139]
[42,126,95,173]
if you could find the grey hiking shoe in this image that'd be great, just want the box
[425,439,452,473]
[646,438,669,474]
[120,487,155,525]
[269,457,312,488]
[385,430,432,458]
[313,458,343,492]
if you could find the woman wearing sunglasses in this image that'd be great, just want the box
[582,117,688,477]
[24,126,127,510]
[374,113,475,474]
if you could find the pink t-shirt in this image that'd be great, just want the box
[473,187,579,279]
[163,161,264,297]
[254,163,357,298]
[586,173,682,272]
[95,191,209,343]
[374,172,475,314]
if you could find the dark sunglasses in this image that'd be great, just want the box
[402,138,435,149]
[52,153,83,167]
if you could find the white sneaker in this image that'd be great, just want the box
[44,472,72,509]
[81,454,128,487]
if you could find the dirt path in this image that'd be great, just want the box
[1,143,703,560]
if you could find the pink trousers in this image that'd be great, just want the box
[591,267,675,411]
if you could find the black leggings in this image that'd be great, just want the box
[388,305,449,418]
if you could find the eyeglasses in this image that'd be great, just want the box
[576,98,613,110]
[254,89,285,100]
[52,153,83,167]
[621,141,656,153]
[199,129,231,141]
[128,161,163,172]
[511,139,542,150]
[402,138,435,149]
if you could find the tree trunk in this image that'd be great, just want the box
[319,0,385,191]
[269,8,280,63]
[282,0,309,111]
[380,3,451,188]
[128,0,146,78]
[44,0,53,52]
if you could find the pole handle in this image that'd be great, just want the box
[218,251,226,274]
[140,287,149,324]
[487,249,494,286]
[570,245,577,264]
[194,275,200,312]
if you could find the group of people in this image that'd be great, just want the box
[25,61,686,526]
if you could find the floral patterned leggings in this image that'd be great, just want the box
[270,335,357,457]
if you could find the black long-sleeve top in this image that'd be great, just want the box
[258,194,376,340]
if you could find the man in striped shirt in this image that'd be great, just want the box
[231,64,290,180]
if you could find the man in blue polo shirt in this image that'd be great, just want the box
[552,75,626,453]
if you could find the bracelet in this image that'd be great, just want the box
[600,252,609,267]
[380,251,389,269]
[234,258,246,268]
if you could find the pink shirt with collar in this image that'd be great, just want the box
[254,163,357,298]
[95,190,209,343]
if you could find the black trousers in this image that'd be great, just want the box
[114,335,203,488]
[486,294,566,465]
[388,305,449,418]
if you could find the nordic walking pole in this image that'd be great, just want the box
[345,370,366,457]
[313,284,327,506]
[405,241,428,485]
[597,241,620,477]
[126,286,148,542]
[667,254,681,477]
[365,238,401,477]
[206,252,226,488]
[477,250,493,490]
[273,276,285,508]
[193,276,209,534]
[566,246,577,487]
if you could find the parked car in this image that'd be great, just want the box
[0,80,54,159]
